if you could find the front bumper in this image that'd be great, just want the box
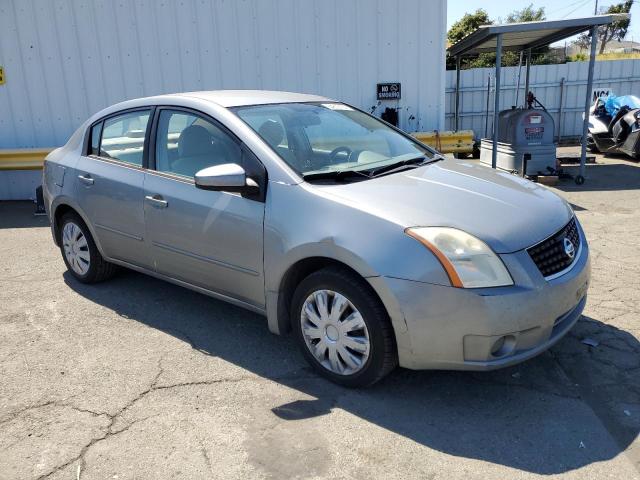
[376,233,591,370]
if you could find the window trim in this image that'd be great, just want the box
[83,106,155,170]
[88,122,103,157]
[81,104,268,201]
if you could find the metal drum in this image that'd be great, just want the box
[480,108,557,176]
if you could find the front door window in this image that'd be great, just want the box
[155,110,242,177]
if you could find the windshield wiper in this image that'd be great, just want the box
[368,155,442,177]
[302,155,444,182]
[302,169,372,182]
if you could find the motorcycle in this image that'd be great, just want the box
[587,94,640,159]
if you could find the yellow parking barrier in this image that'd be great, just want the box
[0,148,53,170]
[412,130,475,154]
[0,131,474,171]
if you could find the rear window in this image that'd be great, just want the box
[93,110,151,166]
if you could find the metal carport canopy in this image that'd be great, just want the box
[448,15,627,57]
[447,14,629,185]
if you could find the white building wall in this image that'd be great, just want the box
[0,0,447,149]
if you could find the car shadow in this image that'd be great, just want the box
[0,201,49,229]
[63,269,639,475]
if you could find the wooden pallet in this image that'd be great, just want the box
[556,153,596,164]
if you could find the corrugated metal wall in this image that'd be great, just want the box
[445,59,640,139]
[0,0,446,149]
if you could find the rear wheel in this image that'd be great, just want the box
[291,267,397,387]
[59,212,117,283]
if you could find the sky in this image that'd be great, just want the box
[447,0,640,45]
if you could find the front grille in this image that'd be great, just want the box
[527,217,581,278]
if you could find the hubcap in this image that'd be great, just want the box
[62,222,90,275]
[300,289,370,375]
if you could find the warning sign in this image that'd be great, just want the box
[377,83,401,100]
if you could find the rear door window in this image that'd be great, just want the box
[99,110,151,166]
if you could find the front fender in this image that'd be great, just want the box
[263,240,412,358]
[262,181,455,341]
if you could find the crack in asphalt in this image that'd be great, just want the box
[30,352,300,480]
[0,401,57,427]
[32,356,166,480]
[187,419,215,478]
[0,401,107,428]
[33,354,168,480]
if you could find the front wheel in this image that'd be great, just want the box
[291,267,397,387]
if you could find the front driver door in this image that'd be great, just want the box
[144,108,266,308]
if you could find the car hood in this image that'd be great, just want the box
[314,160,573,253]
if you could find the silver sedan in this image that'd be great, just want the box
[43,91,590,387]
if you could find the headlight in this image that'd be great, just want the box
[405,227,513,288]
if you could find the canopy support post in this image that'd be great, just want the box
[455,56,461,131]
[579,26,598,181]
[515,51,524,107]
[524,48,532,106]
[491,33,503,169]
[484,74,491,138]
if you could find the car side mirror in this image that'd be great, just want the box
[194,163,258,193]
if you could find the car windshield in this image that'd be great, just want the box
[232,102,437,179]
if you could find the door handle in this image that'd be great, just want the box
[145,194,168,208]
[78,174,94,185]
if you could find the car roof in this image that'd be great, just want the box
[89,90,336,123]
[168,90,333,107]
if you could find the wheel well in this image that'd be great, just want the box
[52,204,76,243]
[277,257,378,334]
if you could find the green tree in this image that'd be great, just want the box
[447,9,491,45]
[502,4,548,66]
[597,1,633,54]
[446,9,492,69]
[575,1,633,54]
[505,4,545,23]
[447,5,552,69]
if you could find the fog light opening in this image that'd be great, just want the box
[490,335,516,358]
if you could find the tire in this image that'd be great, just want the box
[291,266,397,387]
[59,212,117,283]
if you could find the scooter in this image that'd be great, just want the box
[587,95,640,159]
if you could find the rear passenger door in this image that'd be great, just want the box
[144,108,266,308]
[75,108,153,268]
